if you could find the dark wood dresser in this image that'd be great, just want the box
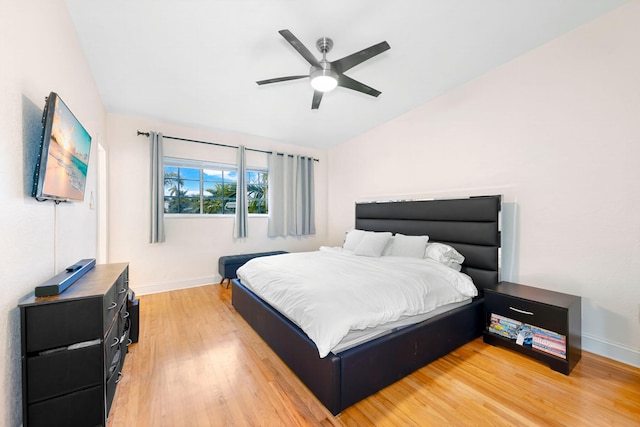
[19,263,131,426]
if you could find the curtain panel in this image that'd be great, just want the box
[268,152,315,237]
[234,145,248,238]
[149,132,165,243]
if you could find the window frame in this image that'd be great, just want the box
[163,157,268,217]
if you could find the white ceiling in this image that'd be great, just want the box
[65,0,627,150]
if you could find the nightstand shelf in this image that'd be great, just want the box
[483,281,582,375]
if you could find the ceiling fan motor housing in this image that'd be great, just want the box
[316,37,333,54]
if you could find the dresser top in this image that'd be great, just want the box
[19,263,129,307]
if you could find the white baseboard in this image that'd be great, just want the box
[582,333,640,368]
[133,276,219,296]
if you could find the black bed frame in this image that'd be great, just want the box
[232,195,501,415]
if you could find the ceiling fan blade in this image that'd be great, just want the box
[278,29,321,68]
[337,74,381,97]
[331,41,390,74]
[256,75,308,85]
[311,91,323,110]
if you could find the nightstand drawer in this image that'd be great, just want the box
[485,291,568,335]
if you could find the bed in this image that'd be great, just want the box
[231,195,501,415]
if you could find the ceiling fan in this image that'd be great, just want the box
[256,29,390,110]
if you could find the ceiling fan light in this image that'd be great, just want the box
[310,69,338,92]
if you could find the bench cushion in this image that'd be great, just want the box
[218,251,288,279]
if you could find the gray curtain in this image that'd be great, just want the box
[234,145,248,238]
[268,152,315,237]
[149,131,165,243]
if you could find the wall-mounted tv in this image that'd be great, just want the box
[32,92,92,202]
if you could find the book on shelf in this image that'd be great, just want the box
[530,324,567,358]
[533,335,566,351]
[532,342,567,359]
[530,325,566,342]
[488,313,522,339]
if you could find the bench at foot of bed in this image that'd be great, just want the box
[218,251,288,287]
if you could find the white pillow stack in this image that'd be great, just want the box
[343,230,466,269]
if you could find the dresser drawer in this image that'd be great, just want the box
[27,344,102,403]
[485,289,568,335]
[24,299,102,353]
[27,384,104,427]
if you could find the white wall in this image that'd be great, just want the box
[0,1,105,425]
[328,2,640,367]
[107,114,328,294]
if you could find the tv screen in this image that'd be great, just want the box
[32,92,92,202]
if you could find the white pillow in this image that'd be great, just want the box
[343,229,366,251]
[388,234,429,258]
[424,242,465,264]
[354,231,392,257]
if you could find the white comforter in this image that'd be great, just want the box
[236,247,478,358]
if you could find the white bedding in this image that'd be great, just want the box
[236,247,478,358]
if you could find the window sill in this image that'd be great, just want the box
[164,214,268,219]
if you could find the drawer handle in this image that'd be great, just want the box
[115,372,123,384]
[127,339,133,346]
[122,311,130,319]
[107,302,118,310]
[110,337,119,347]
[118,288,127,294]
[509,306,534,315]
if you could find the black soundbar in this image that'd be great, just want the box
[35,258,96,297]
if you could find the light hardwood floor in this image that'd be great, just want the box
[108,284,640,426]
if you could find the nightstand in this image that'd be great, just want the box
[483,282,582,375]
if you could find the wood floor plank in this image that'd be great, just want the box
[108,285,640,427]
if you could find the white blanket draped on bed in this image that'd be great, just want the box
[236,247,478,358]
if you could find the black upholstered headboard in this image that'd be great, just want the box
[355,195,501,293]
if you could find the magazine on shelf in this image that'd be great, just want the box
[533,335,566,351]
[532,342,567,359]
[530,325,566,342]
[530,324,567,358]
[488,313,522,339]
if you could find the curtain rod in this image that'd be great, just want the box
[136,131,319,162]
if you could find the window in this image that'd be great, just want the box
[163,158,268,215]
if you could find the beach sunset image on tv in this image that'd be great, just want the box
[41,96,92,200]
